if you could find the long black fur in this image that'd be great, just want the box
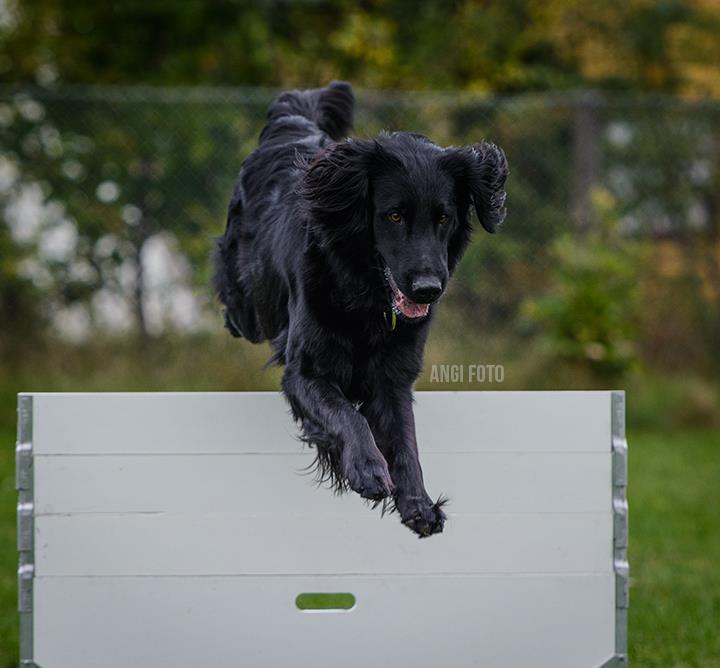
[213,81,508,537]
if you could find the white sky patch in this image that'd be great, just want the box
[17,257,53,290]
[40,124,63,158]
[92,289,133,334]
[35,63,58,86]
[5,183,56,242]
[0,0,16,29]
[141,233,202,335]
[61,159,85,181]
[606,122,633,148]
[68,259,96,284]
[96,180,120,203]
[15,96,45,123]
[689,159,711,186]
[54,303,92,344]
[688,201,708,229]
[119,257,137,294]
[166,286,203,331]
[122,204,142,226]
[94,233,121,258]
[0,154,18,193]
[0,102,15,127]
[607,166,635,200]
[38,219,78,263]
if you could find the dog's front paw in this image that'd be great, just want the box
[342,449,394,501]
[396,494,447,538]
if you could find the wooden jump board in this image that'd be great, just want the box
[16,391,628,668]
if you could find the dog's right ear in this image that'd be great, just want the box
[299,139,379,240]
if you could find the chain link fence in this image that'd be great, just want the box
[1,85,719,378]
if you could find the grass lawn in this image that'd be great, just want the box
[0,424,717,667]
[0,425,18,668]
[629,429,720,667]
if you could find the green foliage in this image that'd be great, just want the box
[0,187,46,365]
[0,3,718,380]
[2,1,719,95]
[0,90,266,338]
[523,190,646,380]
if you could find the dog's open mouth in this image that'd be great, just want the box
[384,267,430,320]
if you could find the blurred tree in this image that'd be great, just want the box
[0,219,45,366]
[0,94,49,362]
[1,89,265,342]
[0,0,719,373]
[1,0,718,96]
[536,0,720,95]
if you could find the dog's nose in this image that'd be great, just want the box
[410,275,443,303]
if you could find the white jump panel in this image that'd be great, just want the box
[34,575,615,668]
[34,451,612,515]
[29,391,611,454]
[35,513,612,576]
[16,391,628,668]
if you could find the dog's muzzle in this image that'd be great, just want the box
[384,267,431,320]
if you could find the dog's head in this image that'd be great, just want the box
[301,132,508,322]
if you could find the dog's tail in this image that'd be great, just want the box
[263,81,355,142]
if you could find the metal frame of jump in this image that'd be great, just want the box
[16,391,628,668]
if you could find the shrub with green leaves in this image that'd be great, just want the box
[522,190,646,380]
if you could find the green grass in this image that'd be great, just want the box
[629,430,720,667]
[295,592,356,610]
[0,425,17,668]
[0,423,717,666]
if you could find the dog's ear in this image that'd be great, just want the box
[440,141,509,234]
[299,139,379,239]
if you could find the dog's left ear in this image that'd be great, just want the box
[440,141,509,234]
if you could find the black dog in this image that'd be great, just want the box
[213,82,508,537]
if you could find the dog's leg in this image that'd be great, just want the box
[282,367,394,501]
[362,388,446,537]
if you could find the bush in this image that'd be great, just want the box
[522,189,646,381]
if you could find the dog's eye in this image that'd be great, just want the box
[388,211,403,224]
[438,213,449,225]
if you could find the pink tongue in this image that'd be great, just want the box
[396,293,430,318]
